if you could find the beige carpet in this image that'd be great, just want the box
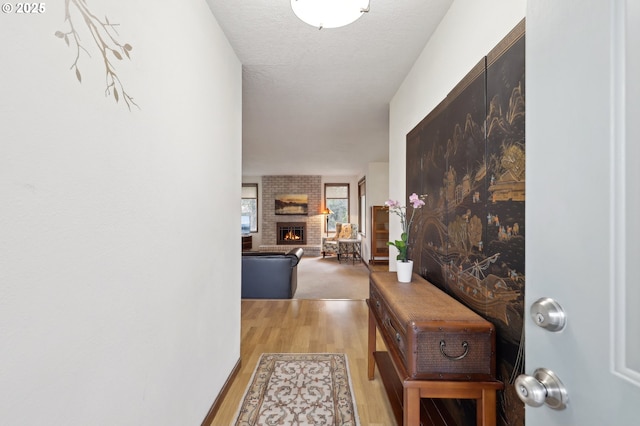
[231,353,360,426]
[294,256,371,300]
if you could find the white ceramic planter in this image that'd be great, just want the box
[396,260,413,283]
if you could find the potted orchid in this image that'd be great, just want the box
[385,193,427,282]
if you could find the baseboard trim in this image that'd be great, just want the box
[201,357,242,426]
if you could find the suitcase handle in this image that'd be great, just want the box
[440,340,469,360]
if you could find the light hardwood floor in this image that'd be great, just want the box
[210,299,396,425]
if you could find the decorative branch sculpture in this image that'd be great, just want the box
[55,0,139,110]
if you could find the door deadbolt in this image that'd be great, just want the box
[515,368,568,410]
[530,297,566,331]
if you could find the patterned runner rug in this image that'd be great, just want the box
[231,353,360,426]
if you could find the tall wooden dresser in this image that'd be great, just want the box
[370,206,389,264]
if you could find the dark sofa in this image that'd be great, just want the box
[241,248,303,299]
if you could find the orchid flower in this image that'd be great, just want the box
[385,193,427,262]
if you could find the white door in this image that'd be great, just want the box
[525,0,640,424]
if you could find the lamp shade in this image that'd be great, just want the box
[291,0,370,29]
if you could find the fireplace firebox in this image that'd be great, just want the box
[277,222,306,245]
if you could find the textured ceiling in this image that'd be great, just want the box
[205,0,453,176]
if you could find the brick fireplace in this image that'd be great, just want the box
[258,175,322,256]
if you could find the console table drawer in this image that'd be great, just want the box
[370,284,410,362]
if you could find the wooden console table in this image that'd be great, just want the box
[367,272,503,426]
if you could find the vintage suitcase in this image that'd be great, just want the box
[369,272,496,380]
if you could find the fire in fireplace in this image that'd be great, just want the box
[277,222,306,245]
[284,230,301,241]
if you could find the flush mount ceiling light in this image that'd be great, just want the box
[291,0,370,30]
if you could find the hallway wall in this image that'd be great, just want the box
[389,1,526,424]
[389,0,526,270]
[0,1,241,424]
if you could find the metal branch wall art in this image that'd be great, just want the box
[55,0,139,110]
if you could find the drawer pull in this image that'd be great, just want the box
[440,340,469,360]
[386,318,403,345]
[376,301,381,309]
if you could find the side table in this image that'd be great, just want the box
[337,239,361,264]
[241,235,252,251]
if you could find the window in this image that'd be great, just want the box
[241,184,258,233]
[358,178,366,236]
[325,183,349,232]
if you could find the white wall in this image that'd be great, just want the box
[362,162,389,264]
[366,163,390,209]
[0,1,241,425]
[388,0,525,270]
